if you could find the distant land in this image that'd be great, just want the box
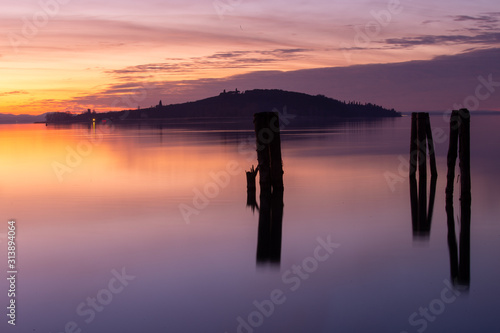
[44,89,400,125]
[0,113,47,124]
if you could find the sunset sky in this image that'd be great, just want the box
[1,0,499,115]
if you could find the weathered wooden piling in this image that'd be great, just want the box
[268,113,284,192]
[446,108,471,200]
[446,110,460,196]
[409,113,418,177]
[427,175,437,228]
[246,165,258,191]
[253,112,284,266]
[445,108,471,288]
[254,113,271,191]
[409,112,437,178]
[410,112,438,238]
[425,114,438,177]
[458,109,471,287]
[459,109,471,204]
[254,112,284,192]
[417,113,427,225]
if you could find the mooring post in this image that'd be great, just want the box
[444,108,471,288]
[246,165,258,191]
[446,110,460,197]
[254,113,272,192]
[268,112,284,192]
[459,109,471,204]
[409,112,418,178]
[458,109,471,287]
[424,113,438,177]
[253,112,284,192]
[417,113,427,227]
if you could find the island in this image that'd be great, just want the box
[45,89,401,125]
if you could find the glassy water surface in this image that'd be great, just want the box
[1,114,499,332]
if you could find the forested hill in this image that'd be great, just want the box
[45,89,401,123]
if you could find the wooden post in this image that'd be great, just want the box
[426,174,437,232]
[445,108,471,288]
[417,113,427,229]
[458,108,471,287]
[254,113,272,192]
[409,112,439,238]
[254,112,284,192]
[446,110,460,196]
[246,165,258,191]
[424,113,438,177]
[268,112,284,192]
[409,113,418,178]
[459,109,471,205]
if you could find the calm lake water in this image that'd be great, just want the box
[1,114,499,333]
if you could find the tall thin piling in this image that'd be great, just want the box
[446,110,460,197]
[445,108,471,288]
[417,113,427,228]
[409,113,418,178]
[424,113,438,177]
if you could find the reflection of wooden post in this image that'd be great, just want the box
[409,176,420,235]
[257,190,271,263]
[270,190,284,262]
[446,193,459,281]
[256,189,283,266]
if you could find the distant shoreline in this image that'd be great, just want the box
[44,89,402,125]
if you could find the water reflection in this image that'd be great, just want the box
[409,175,437,239]
[256,189,284,266]
[446,194,471,289]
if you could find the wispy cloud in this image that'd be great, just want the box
[384,32,500,48]
[106,48,311,76]
[0,90,29,97]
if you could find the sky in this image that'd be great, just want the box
[1,0,499,114]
